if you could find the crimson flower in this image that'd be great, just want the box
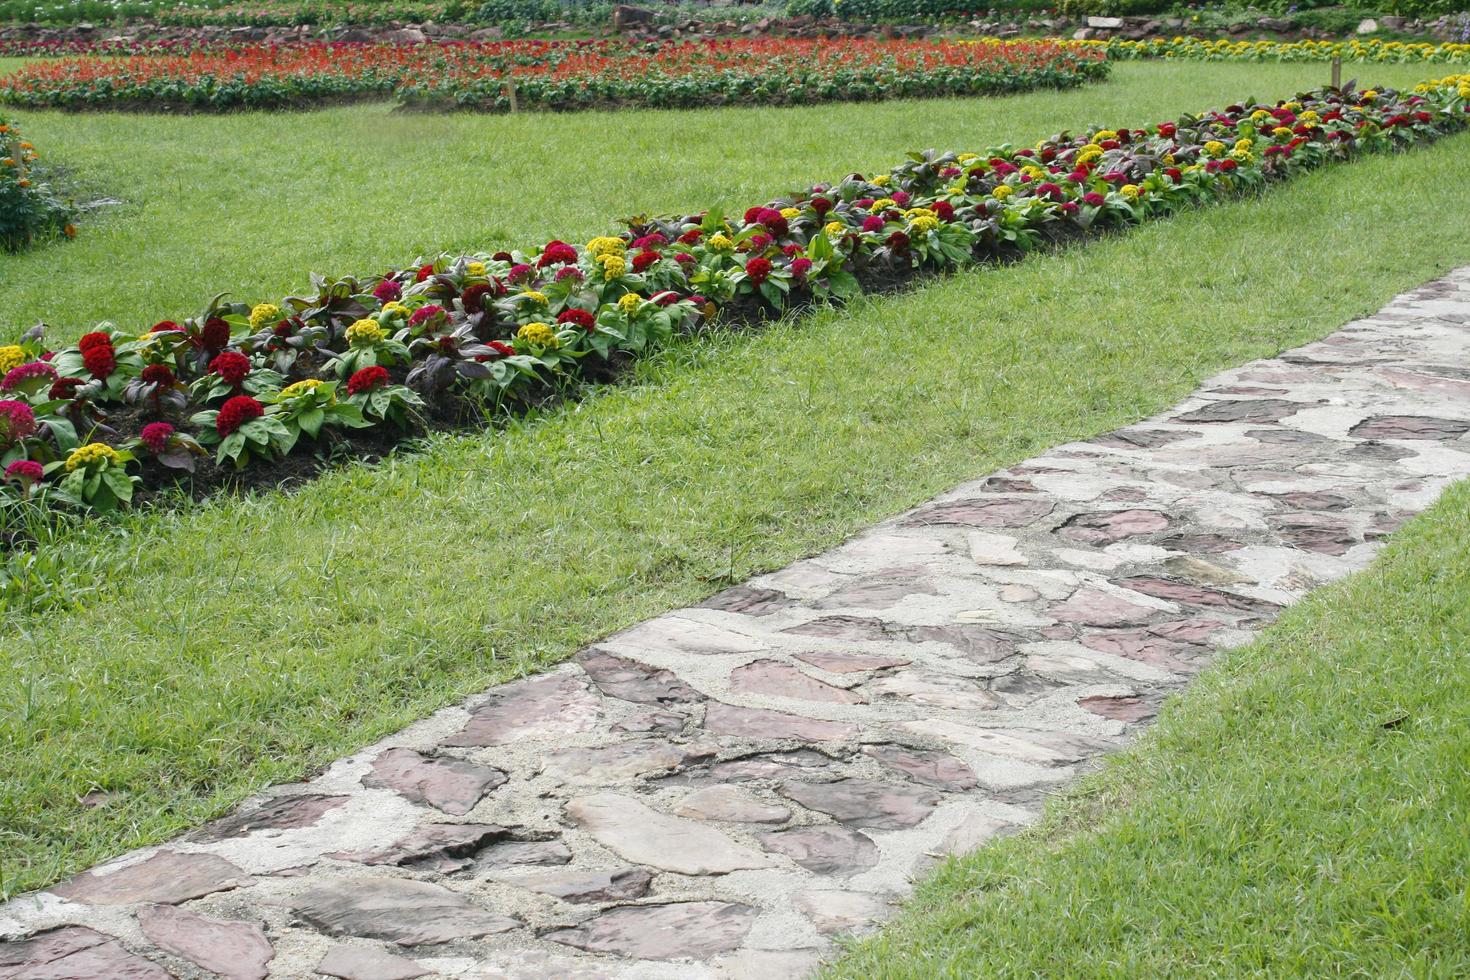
[932,200,955,221]
[632,250,660,273]
[460,283,494,314]
[558,308,596,331]
[82,342,116,380]
[373,280,402,303]
[347,365,390,395]
[791,258,813,280]
[414,263,435,283]
[862,215,885,233]
[1083,192,1105,206]
[216,395,264,436]
[140,421,174,454]
[537,240,579,268]
[4,459,43,485]
[199,317,231,352]
[210,350,251,385]
[140,364,176,387]
[744,257,772,284]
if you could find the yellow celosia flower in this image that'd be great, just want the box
[586,236,625,258]
[871,174,891,187]
[465,261,486,277]
[619,293,643,315]
[870,198,896,212]
[707,234,734,253]
[1092,129,1117,142]
[280,378,328,400]
[823,220,846,238]
[780,207,800,221]
[992,185,1014,200]
[601,255,627,278]
[909,215,940,235]
[1120,184,1141,200]
[248,304,282,330]
[0,345,25,374]
[520,290,548,305]
[1234,138,1253,152]
[65,442,121,471]
[956,152,979,164]
[381,302,411,319]
[346,319,386,346]
[1272,126,1292,137]
[517,322,557,347]
[1203,140,1226,157]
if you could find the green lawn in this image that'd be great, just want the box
[828,480,1470,977]
[1,61,1468,901]
[0,60,1435,343]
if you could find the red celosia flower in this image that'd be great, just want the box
[1,362,57,392]
[488,341,515,357]
[0,400,38,442]
[810,196,833,215]
[755,208,787,237]
[82,342,116,380]
[554,267,583,283]
[346,365,390,395]
[932,200,955,221]
[632,250,660,273]
[199,317,231,351]
[49,376,83,401]
[1157,122,1177,137]
[373,280,403,303]
[744,257,772,285]
[140,364,176,387]
[4,459,43,485]
[653,291,680,306]
[855,198,875,209]
[216,395,264,436]
[1036,182,1064,201]
[673,252,696,268]
[886,231,910,252]
[151,320,184,333]
[211,350,252,385]
[791,258,813,280]
[747,233,773,253]
[1083,192,1106,206]
[1060,201,1080,216]
[491,251,513,263]
[415,263,435,283]
[1165,167,1183,181]
[678,228,703,245]
[77,331,111,352]
[460,283,494,314]
[891,191,911,206]
[742,206,765,224]
[862,215,885,233]
[408,304,444,328]
[140,421,174,454]
[632,233,668,249]
[1221,159,1238,171]
[557,308,596,331]
[537,240,579,268]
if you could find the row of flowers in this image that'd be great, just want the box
[1,74,1466,521]
[0,38,1107,111]
[0,112,76,252]
[1091,36,1470,64]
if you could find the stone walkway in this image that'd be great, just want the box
[7,268,1470,980]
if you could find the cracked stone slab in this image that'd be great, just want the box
[9,270,1470,979]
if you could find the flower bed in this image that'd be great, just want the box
[0,112,76,251]
[0,37,1107,112]
[1094,36,1470,64]
[1,74,1466,527]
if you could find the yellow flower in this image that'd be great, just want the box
[248,303,282,330]
[516,322,557,347]
[520,290,548,305]
[1361,89,1378,99]
[707,234,734,253]
[823,220,846,238]
[1163,153,1176,164]
[1020,165,1046,181]
[1092,129,1117,142]
[992,185,1014,201]
[1272,126,1292,137]
[1203,140,1226,157]
[381,301,411,319]
[586,236,625,258]
[280,378,329,400]
[909,215,940,235]
[65,442,121,472]
[465,261,487,277]
[956,152,979,163]
[904,207,936,220]
[0,345,25,374]
[1075,144,1103,166]
[1232,149,1254,163]
[1120,184,1141,200]
[345,319,385,346]
[600,255,627,278]
[1250,109,1271,122]
[1299,110,1320,125]
[780,207,801,221]
[870,198,897,212]
[871,174,891,187]
[1234,138,1253,152]
[618,293,643,316]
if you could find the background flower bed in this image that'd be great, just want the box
[1094,35,1470,63]
[0,111,75,251]
[0,37,1107,111]
[1,72,1465,533]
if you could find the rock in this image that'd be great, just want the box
[543,739,715,783]
[1162,555,1249,586]
[710,947,825,979]
[782,615,887,641]
[575,649,702,704]
[330,823,509,872]
[565,792,777,874]
[703,702,858,742]
[862,744,978,791]
[937,811,1012,855]
[1356,17,1378,33]
[1160,532,1244,554]
[443,673,601,747]
[902,720,1109,766]
[794,650,911,673]
[967,531,1028,566]
[137,905,273,980]
[513,867,654,903]
[904,497,1054,528]
[609,616,767,656]
[812,567,938,609]
[699,584,793,616]
[315,945,430,980]
[1077,695,1157,722]
[1173,399,1302,423]
[546,901,756,960]
[1086,15,1124,27]
[363,748,506,815]
[1270,514,1357,556]
[292,878,519,945]
[381,27,427,43]
[0,926,171,979]
[674,785,792,823]
[779,778,940,830]
[196,793,349,840]
[730,659,865,703]
[478,839,573,868]
[757,825,879,876]
[865,671,1001,711]
[1348,415,1470,440]
[51,851,253,906]
[793,889,890,935]
[611,4,655,31]
[613,707,688,733]
[1094,428,1195,449]
[1055,509,1170,545]
[904,624,1018,662]
[1050,588,1158,626]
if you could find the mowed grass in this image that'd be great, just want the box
[0,62,1467,899]
[0,59,1438,342]
[828,481,1470,977]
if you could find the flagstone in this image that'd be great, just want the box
[0,926,171,979]
[545,901,757,960]
[674,785,793,824]
[730,660,866,704]
[315,945,430,980]
[443,673,601,747]
[779,778,941,830]
[291,878,519,944]
[565,793,777,874]
[363,749,506,816]
[136,905,274,980]
[51,851,253,906]
[756,825,880,876]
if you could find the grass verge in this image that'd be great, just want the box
[0,60,1438,342]
[826,479,1470,977]
[1,128,1467,898]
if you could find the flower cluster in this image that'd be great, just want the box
[1093,36,1470,65]
[0,76,1464,517]
[0,38,1107,112]
[0,112,77,252]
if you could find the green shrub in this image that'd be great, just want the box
[0,116,76,253]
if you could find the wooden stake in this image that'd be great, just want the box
[1331,57,1342,90]
[505,80,518,113]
